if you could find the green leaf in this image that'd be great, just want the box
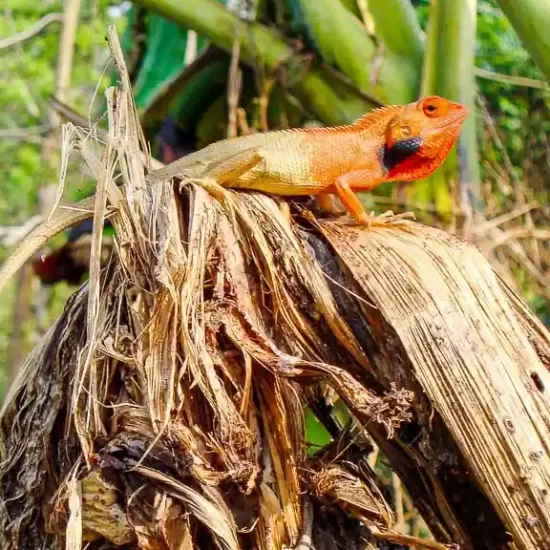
[338,0,362,18]
[170,60,229,133]
[305,408,332,454]
[366,0,424,65]
[120,4,138,55]
[132,14,208,111]
[195,94,229,148]
[141,47,230,133]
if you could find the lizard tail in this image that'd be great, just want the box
[0,195,97,296]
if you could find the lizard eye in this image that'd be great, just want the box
[423,101,439,117]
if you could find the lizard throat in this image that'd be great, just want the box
[380,136,424,174]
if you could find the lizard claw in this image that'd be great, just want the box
[368,209,416,230]
[199,178,228,202]
[178,176,228,204]
[346,210,416,230]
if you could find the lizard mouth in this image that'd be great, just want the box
[447,106,469,124]
[431,108,469,132]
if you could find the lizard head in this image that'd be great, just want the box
[381,95,469,180]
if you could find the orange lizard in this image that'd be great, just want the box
[0,95,468,294]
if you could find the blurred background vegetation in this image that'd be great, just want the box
[1,0,549,540]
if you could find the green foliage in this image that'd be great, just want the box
[366,0,424,65]
[475,1,550,190]
[304,408,332,455]
[131,13,207,111]
[413,0,550,192]
[131,0,377,125]
[411,0,480,215]
[0,0,118,382]
[0,2,115,221]
[0,12,52,222]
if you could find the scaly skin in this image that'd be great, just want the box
[0,96,468,295]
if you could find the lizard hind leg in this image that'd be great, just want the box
[182,146,266,202]
[203,145,265,184]
[316,193,345,217]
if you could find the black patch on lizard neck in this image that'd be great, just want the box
[380,136,424,173]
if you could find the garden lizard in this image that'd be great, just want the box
[0,95,468,294]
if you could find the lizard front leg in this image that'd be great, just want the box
[333,170,413,228]
[146,146,265,200]
[333,172,377,225]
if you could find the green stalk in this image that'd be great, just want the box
[497,0,550,83]
[295,0,418,103]
[455,0,481,215]
[408,0,480,217]
[338,0,362,18]
[366,0,424,66]
[130,0,378,124]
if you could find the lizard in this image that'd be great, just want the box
[0,95,468,295]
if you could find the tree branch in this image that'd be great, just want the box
[0,13,63,50]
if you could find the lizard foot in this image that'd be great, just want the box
[179,177,228,203]
[342,210,416,229]
[370,209,416,228]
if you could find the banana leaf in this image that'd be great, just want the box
[141,46,230,133]
[131,14,208,111]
